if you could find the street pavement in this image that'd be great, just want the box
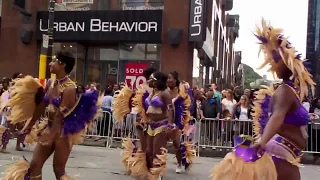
[0,141,320,179]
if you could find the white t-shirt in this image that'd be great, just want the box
[302,102,310,112]
[222,98,237,115]
[239,106,249,121]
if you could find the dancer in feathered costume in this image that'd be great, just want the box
[0,75,27,152]
[115,71,172,180]
[210,19,315,180]
[167,71,196,173]
[1,51,102,180]
[114,67,156,177]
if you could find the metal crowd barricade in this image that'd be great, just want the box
[197,118,320,154]
[83,111,113,147]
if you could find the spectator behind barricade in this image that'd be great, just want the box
[233,86,242,102]
[308,98,320,163]
[95,88,113,141]
[211,83,221,101]
[201,91,221,145]
[221,90,227,99]
[302,98,311,112]
[76,85,86,94]
[233,95,252,136]
[86,82,97,93]
[221,89,237,115]
[221,89,237,146]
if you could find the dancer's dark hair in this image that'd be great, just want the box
[12,72,23,79]
[169,71,180,87]
[104,88,113,96]
[143,67,157,79]
[56,51,75,74]
[153,71,168,91]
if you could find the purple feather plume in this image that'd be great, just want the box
[142,91,149,111]
[63,91,99,136]
[258,94,272,135]
[174,96,185,130]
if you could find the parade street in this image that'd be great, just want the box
[0,142,319,180]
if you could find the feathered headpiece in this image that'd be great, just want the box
[255,19,315,100]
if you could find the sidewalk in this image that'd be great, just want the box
[0,141,319,179]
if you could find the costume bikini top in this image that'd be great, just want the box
[43,77,76,108]
[145,94,165,109]
[271,84,309,126]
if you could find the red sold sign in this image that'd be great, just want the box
[125,63,149,89]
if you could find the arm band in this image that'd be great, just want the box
[59,106,70,116]
[167,104,173,110]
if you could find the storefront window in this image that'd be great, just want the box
[119,44,161,60]
[119,0,164,10]
[53,43,85,84]
[55,0,110,11]
[88,46,119,61]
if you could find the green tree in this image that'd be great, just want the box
[243,64,262,89]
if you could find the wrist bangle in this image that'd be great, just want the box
[167,124,175,129]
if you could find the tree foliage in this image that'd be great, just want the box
[243,64,262,89]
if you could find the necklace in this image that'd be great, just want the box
[283,80,300,100]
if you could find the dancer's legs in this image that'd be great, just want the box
[136,127,147,152]
[52,136,73,179]
[170,129,182,166]
[15,123,24,151]
[29,143,55,180]
[146,134,154,169]
[274,160,300,180]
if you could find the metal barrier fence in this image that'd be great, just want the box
[85,111,320,154]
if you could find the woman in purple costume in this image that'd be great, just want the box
[211,19,315,180]
[1,51,101,180]
[167,71,195,173]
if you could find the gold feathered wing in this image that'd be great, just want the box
[112,84,133,122]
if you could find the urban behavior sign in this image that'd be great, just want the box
[189,0,206,42]
[36,10,163,42]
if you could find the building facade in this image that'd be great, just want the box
[0,0,239,89]
[306,0,320,92]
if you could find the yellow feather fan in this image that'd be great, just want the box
[121,137,135,172]
[112,84,133,122]
[6,76,42,125]
[93,93,105,120]
[132,84,149,125]
[24,118,49,146]
[1,157,30,180]
[251,85,274,141]
[178,82,192,132]
[184,142,197,170]
[149,147,168,180]
[127,150,149,178]
[255,19,315,100]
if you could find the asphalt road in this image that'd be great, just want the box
[0,141,319,180]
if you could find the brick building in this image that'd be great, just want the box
[0,0,239,89]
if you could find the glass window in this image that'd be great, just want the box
[88,46,119,61]
[119,44,161,60]
[119,0,164,10]
[55,0,110,11]
[53,43,86,85]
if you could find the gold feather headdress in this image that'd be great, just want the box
[255,19,315,100]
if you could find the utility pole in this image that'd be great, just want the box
[38,0,56,86]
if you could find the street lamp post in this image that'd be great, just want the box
[38,0,56,86]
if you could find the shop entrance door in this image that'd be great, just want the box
[86,61,119,88]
